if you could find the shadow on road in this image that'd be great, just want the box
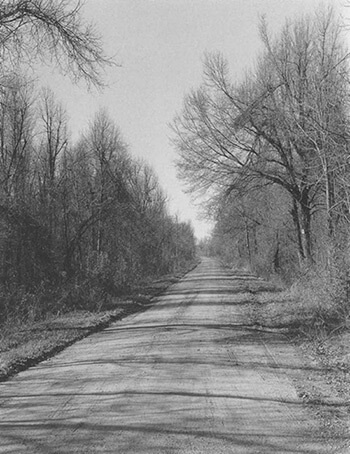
[0,258,346,454]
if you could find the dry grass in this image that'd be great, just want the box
[0,307,130,381]
[0,262,199,382]
[243,266,350,443]
[250,266,350,343]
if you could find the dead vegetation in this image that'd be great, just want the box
[0,267,197,383]
[245,268,350,446]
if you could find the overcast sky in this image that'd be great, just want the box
[38,0,345,239]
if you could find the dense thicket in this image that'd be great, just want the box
[0,1,196,323]
[173,9,350,289]
[0,80,196,321]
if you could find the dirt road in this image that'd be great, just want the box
[0,258,347,453]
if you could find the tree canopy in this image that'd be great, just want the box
[172,8,350,268]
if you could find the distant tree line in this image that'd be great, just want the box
[0,0,196,322]
[173,8,350,286]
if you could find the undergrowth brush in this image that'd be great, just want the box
[0,259,198,382]
[288,265,350,339]
[253,264,350,343]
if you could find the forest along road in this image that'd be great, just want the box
[0,258,346,453]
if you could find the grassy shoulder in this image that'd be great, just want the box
[247,283,350,447]
[0,262,199,382]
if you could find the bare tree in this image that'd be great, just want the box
[0,0,112,86]
[35,88,68,259]
[172,8,350,264]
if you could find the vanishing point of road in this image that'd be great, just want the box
[0,258,346,453]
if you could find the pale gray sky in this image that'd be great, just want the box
[37,0,345,239]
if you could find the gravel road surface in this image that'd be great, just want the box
[0,258,345,453]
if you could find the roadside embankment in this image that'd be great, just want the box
[0,262,199,382]
[247,284,350,448]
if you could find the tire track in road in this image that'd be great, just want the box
[0,258,346,453]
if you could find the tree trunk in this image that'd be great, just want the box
[245,219,252,269]
[291,197,312,264]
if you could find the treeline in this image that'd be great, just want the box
[0,76,196,320]
[173,8,350,291]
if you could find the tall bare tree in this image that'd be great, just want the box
[172,8,350,264]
